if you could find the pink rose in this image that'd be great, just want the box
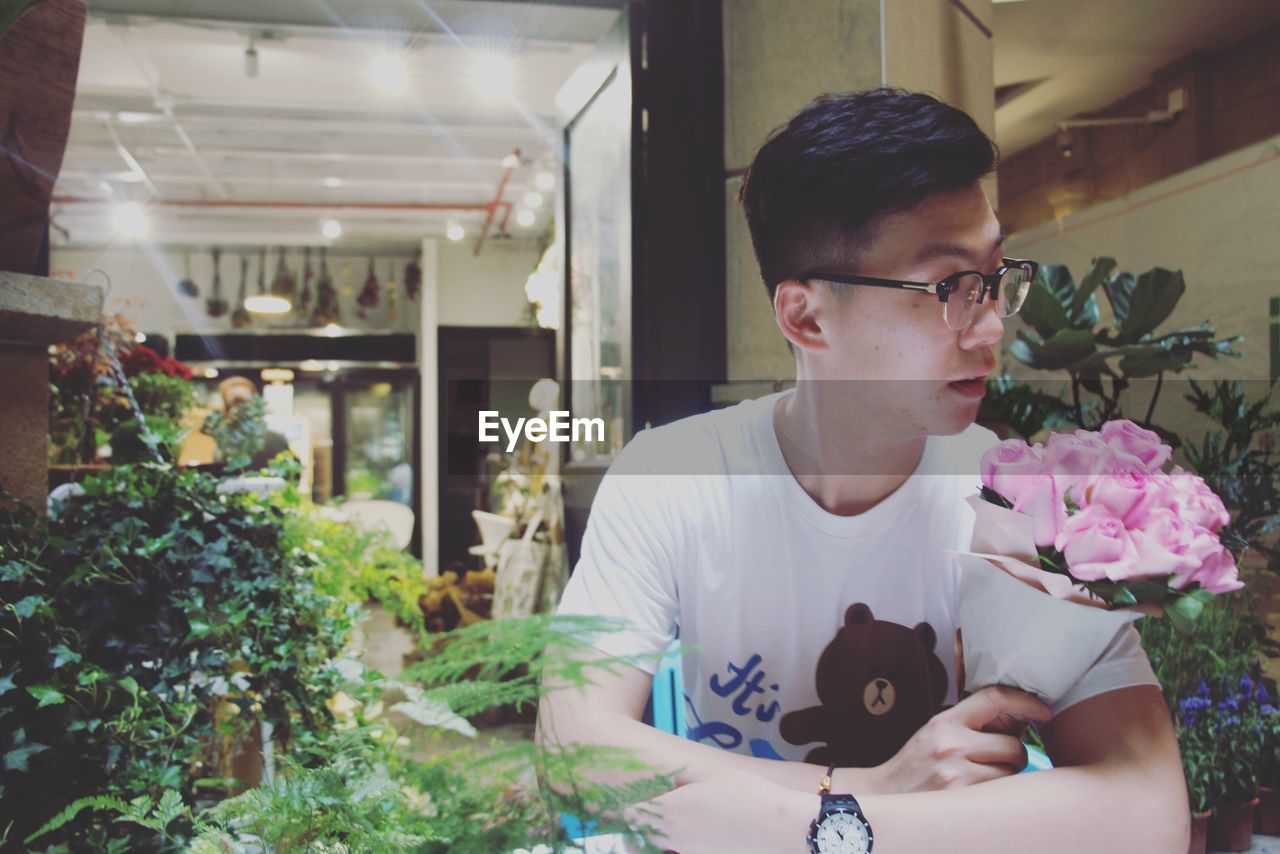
[1053,504,1141,581]
[1099,420,1171,470]
[980,439,1045,506]
[1082,459,1153,522]
[1173,544,1244,595]
[1128,508,1219,579]
[1011,474,1068,549]
[1167,466,1232,533]
[1042,431,1114,507]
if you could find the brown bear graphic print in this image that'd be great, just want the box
[779,603,948,767]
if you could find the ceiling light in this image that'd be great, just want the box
[500,152,520,169]
[322,324,342,337]
[446,223,465,242]
[111,202,150,240]
[469,51,514,101]
[326,360,341,371]
[261,368,295,383]
[133,331,147,343]
[515,208,535,228]
[535,171,555,191]
[523,191,543,209]
[300,359,326,372]
[204,368,220,379]
[324,176,342,188]
[321,219,342,240]
[370,49,409,96]
[245,294,291,314]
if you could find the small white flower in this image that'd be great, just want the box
[230,672,252,692]
[209,676,230,697]
[189,671,209,687]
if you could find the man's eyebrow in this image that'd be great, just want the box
[913,231,1007,267]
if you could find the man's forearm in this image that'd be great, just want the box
[763,762,1187,853]
[537,703,884,794]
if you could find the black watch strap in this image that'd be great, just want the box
[808,766,874,853]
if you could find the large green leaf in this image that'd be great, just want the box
[1117,268,1185,343]
[1071,257,1116,326]
[1019,264,1075,338]
[1011,328,1097,371]
[1118,346,1194,377]
[1103,271,1136,327]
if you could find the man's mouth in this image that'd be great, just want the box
[947,376,989,398]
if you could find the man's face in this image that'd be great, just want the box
[795,182,1006,440]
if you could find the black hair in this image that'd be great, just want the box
[739,88,998,301]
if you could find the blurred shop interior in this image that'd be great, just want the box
[14,0,1280,575]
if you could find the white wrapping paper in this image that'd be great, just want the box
[949,495,1145,705]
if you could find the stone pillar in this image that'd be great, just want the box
[722,0,995,386]
[0,274,104,509]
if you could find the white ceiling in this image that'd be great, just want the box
[54,1,620,251]
[54,0,1280,251]
[993,0,1280,155]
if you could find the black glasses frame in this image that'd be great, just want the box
[806,258,1040,307]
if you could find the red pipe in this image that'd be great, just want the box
[473,147,519,257]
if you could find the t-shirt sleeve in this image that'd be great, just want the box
[1050,624,1159,716]
[556,436,680,674]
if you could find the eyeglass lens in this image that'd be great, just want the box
[943,264,1033,330]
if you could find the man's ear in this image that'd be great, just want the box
[773,278,828,354]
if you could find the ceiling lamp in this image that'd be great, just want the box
[535,171,555,191]
[245,294,291,314]
[469,51,514,101]
[515,208,535,228]
[321,219,342,240]
[370,49,409,96]
[523,191,543,209]
[446,223,465,242]
[111,202,150,240]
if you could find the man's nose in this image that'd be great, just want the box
[961,297,1004,349]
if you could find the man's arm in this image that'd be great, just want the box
[632,685,1188,853]
[537,647,1047,797]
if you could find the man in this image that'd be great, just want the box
[539,89,1186,852]
[215,376,292,470]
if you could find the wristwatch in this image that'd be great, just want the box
[807,765,874,854]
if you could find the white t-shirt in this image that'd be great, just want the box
[557,391,1157,765]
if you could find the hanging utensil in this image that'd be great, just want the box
[206,247,228,317]
[311,246,341,327]
[271,245,295,298]
[356,255,380,318]
[231,253,251,328]
[385,258,398,324]
[177,252,198,297]
[404,249,422,301]
[296,246,313,314]
[257,247,267,296]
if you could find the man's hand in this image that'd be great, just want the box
[874,685,1052,793]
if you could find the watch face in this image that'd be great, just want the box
[816,811,869,854]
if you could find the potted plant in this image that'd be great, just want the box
[1205,674,1270,851]
[1176,683,1222,854]
[1254,702,1280,834]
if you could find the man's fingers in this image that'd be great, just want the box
[963,731,1029,771]
[950,685,1052,730]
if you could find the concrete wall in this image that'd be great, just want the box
[1004,134,1280,383]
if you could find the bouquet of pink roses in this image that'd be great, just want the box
[951,419,1244,707]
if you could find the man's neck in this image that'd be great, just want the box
[773,386,928,517]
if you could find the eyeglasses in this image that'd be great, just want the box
[806,258,1040,331]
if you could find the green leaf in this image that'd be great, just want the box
[391,690,478,737]
[1166,593,1207,634]
[118,676,139,700]
[1117,268,1185,343]
[50,643,81,670]
[27,684,65,708]
[22,796,131,846]
[1118,346,1193,377]
[0,670,16,696]
[1019,266,1074,338]
[11,594,43,618]
[4,741,49,772]
[1011,328,1097,371]
[1102,271,1136,327]
[1073,256,1117,321]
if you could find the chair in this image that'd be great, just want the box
[339,499,415,551]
